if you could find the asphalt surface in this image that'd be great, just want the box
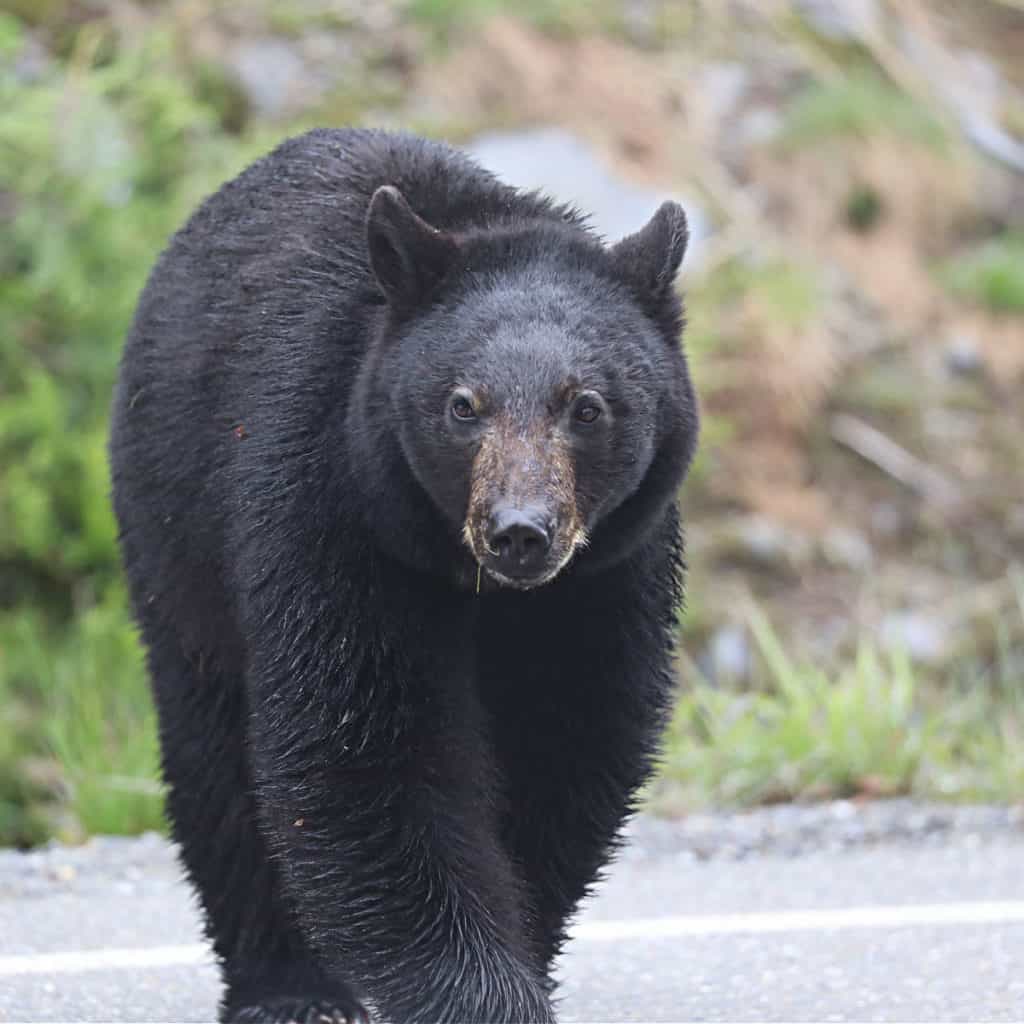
[2,807,1023,1022]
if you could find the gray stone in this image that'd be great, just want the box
[732,517,813,573]
[830,800,857,821]
[821,526,873,572]
[795,0,881,43]
[880,611,949,664]
[738,106,784,149]
[870,501,904,537]
[12,31,50,84]
[465,128,710,268]
[709,624,752,682]
[900,32,1024,176]
[698,62,750,122]
[1006,505,1024,541]
[228,39,307,118]
[945,333,984,376]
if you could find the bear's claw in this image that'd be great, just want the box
[228,997,370,1024]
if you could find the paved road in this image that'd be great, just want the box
[2,809,1023,1022]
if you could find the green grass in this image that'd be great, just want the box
[407,0,501,32]
[407,0,611,42]
[677,255,821,499]
[0,593,164,843]
[0,10,254,844]
[45,597,164,839]
[663,612,928,805]
[845,183,884,232]
[659,586,1024,810]
[266,5,357,38]
[781,71,947,150]
[940,233,1024,314]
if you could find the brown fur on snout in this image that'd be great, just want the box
[463,414,586,586]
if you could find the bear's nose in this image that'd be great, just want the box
[485,506,551,578]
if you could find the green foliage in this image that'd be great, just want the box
[0,0,71,29]
[45,592,164,838]
[940,233,1024,314]
[0,24,234,604]
[782,71,947,150]
[265,5,359,37]
[0,12,274,844]
[664,612,927,804]
[0,612,51,846]
[661,596,1024,809]
[691,256,821,332]
[677,256,820,498]
[845,183,884,232]
[407,0,502,41]
[408,0,604,41]
[749,260,821,326]
[0,592,163,842]
[927,574,1024,800]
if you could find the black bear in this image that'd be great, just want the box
[110,128,698,1024]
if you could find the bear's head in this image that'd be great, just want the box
[351,185,698,590]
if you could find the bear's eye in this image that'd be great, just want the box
[573,399,603,424]
[451,394,477,421]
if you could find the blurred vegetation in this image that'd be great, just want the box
[780,70,948,151]
[941,233,1024,313]
[658,575,1024,809]
[0,0,1022,845]
[0,10,265,842]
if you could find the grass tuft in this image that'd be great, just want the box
[0,594,164,842]
[940,233,1024,314]
[782,72,947,150]
[660,590,1024,809]
[45,596,164,840]
[663,612,925,805]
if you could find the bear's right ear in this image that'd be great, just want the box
[609,201,688,301]
[366,186,459,311]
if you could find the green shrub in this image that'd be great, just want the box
[661,593,1024,810]
[782,71,947,150]
[0,592,163,842]
[0,13,273,843]
[45,592,164,839]
[941,233,1024,314]
[664,613,927,805]
[0,24,243,606]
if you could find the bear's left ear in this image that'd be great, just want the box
[609,201,688,299]
[366,185,459,311]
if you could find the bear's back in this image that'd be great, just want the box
[120,129,586,387]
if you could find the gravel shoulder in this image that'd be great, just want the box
[2,799,1022,900]
[621,798,1024,862]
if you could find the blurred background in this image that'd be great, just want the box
[0,0,1022,848]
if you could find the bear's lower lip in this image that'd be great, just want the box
[482,564,559,590]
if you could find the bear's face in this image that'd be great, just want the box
[362,186,694,590]
[389,286,669,590]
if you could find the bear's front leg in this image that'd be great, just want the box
[242,564,553,1024]
[479,511,685,976]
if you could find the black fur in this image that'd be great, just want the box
[109,128,698,1024]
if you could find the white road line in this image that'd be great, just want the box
[573,901,1024,941]
[3,901,1024,976]
[0,944,211,976]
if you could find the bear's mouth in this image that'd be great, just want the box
[463,523,588,591]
